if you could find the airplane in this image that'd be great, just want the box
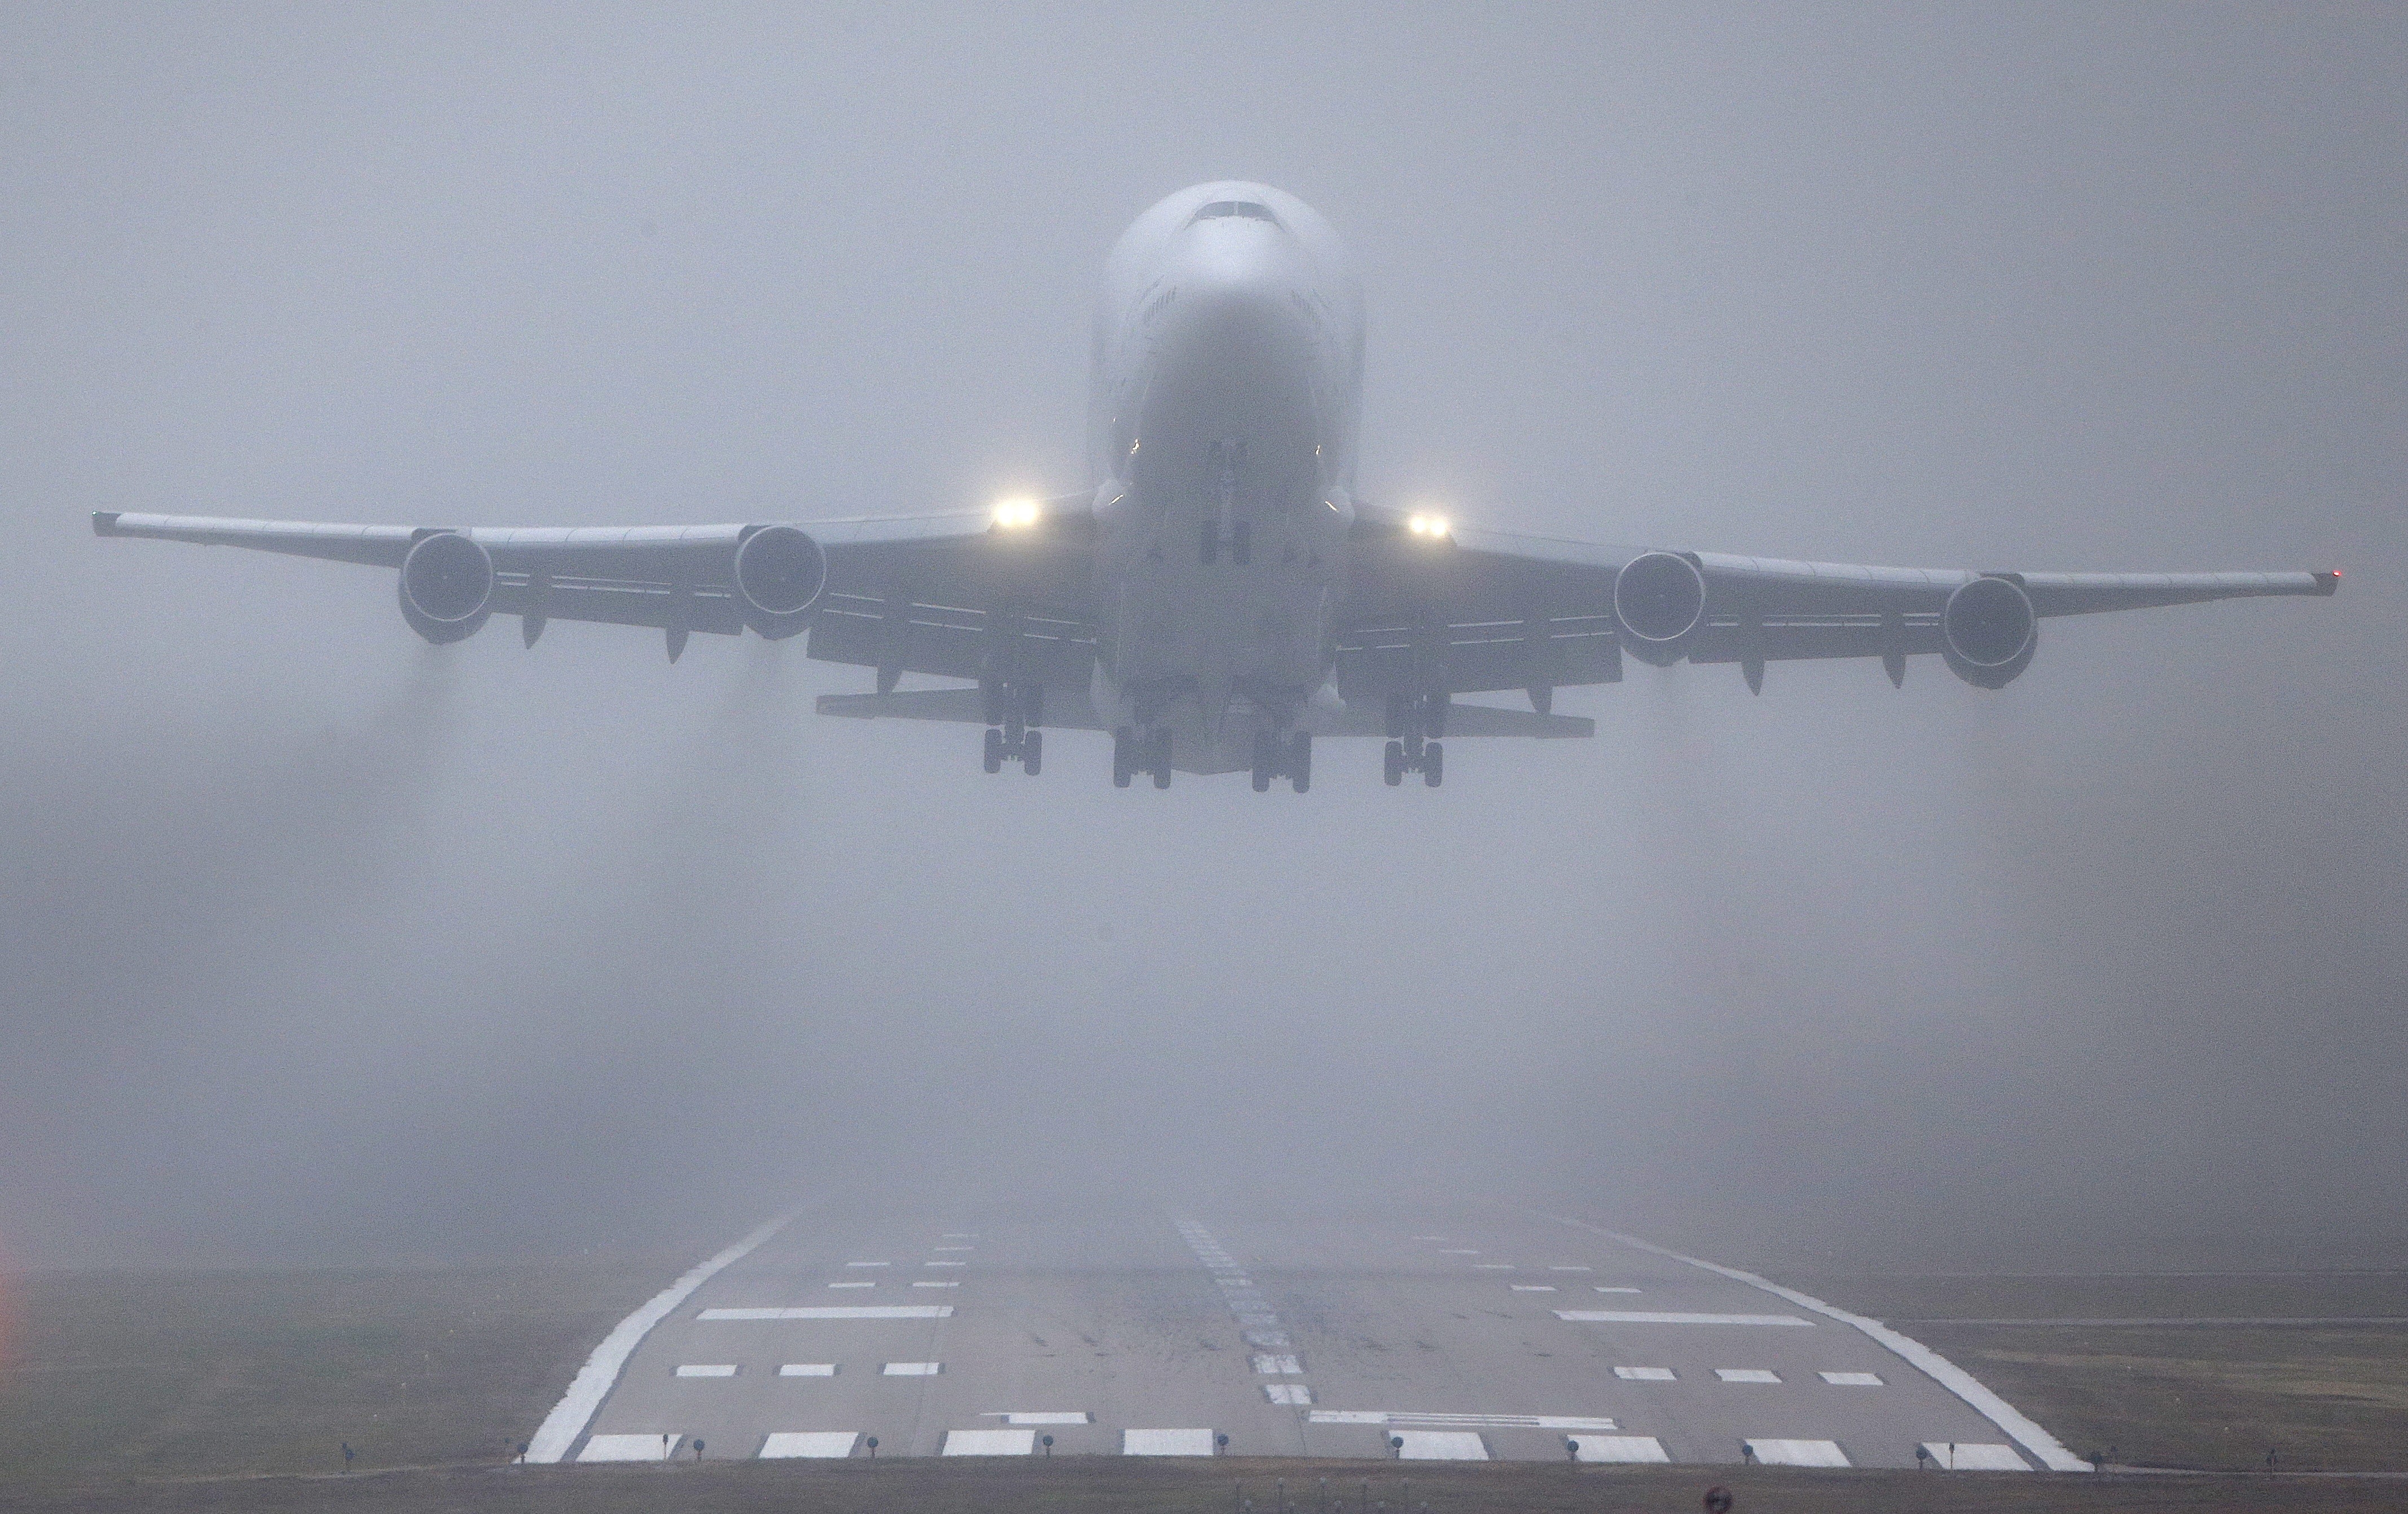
[95,181,2338,791]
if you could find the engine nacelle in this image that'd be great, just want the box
[397,530,494,644]
[1612,551,1707,666]
[1940,574,2038,689]
[733,524,828,639]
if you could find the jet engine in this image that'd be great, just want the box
[397,530,494,644]
[1612,551,1707,666]
[733,524,828,639]
[1940,574,2038,689]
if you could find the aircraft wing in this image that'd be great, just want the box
[93,500,1099,685]
[1339,502,2340,698]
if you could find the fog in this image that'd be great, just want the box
[3,5,2401,1275]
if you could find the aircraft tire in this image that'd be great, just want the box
[1290,732,1311,794]
[1112,727,1133,787]
[1423,741,1444,787]
[1023,729,1042,776]
[983,727,1005,774]
[1384,740,1406,786]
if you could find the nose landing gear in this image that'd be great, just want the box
[979,680,1043,775]
[1250,730,1312,794]
[1113,726,1175,789]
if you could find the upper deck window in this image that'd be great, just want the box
[1192,200,1279,225]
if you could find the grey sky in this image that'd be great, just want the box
[2,4,2400,1271]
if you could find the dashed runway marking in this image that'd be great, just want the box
[1922,1442,2030,1470]
[883,1361,942,1376]
[759,1431,857,1458]
[1395,1431,1488,1460]
[913,1280,959,1288]
[925,1260,966,1267]
[1438,1248,1480,1255]
[1571,1435,1670,1463]
[1716,1368,1782,1384]
[1546,1265,1591,1272]
[991,1412,1091,1425]
[578,1433,678,1462]
[1593,1286,1641,1293]
[1471,1263,1515,1270]
[1614,1366,1676,1381]
[1251,1353,1303,1375]
[777,1363,837,1377]
[1510,1284,1557,1291]
[933,1245,973,1252]
[1312,1412,1616,1431]
[1748,1438,1849,1467]
[942,1428,1032,1455]
[845,1260,889,1268]
[1557,1311,1809,1327]
[1124,1428,1216,1455]
[702,1306,953,1321]
[1821,1371,1884,1386]
[1263,1384,1313,1405]
[673,1363,736,1377]
[827,1281,876,1289]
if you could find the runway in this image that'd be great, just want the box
[537,1207,2082,1472]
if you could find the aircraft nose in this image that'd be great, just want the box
[1159,228,1311,349]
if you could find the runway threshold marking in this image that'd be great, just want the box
[1264,1384,1313,1405]
[987,1412,1092,1425]
[942,1428,1033,1455]
[760,1431,858,1458]
[1747,1438,1849,1467]
[1124,1428,1217,1456]
[1548,1215,2092,1472]
[1394,1431,1487,1460]
[701,1306,953,1321]
[527,1209,797,1464]
[1555,1311,1810,1326]
[577,1433,680,1462]
[1311,1412,1617,1431]
[1573,1436,1671,1463]
[1921,1441,2031,1470]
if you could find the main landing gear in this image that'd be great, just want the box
[1250,730,1312,793]
[1112,725,1175,790]
[1382,692,1447,789]
[981,680,1043,776]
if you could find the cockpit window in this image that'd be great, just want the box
[1193,200,1278,225]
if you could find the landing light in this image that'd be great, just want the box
[991,497,1042,531]
[1406,512,1451,539]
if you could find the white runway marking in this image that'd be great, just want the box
[1312,1412,1616,1431]
[1547,1265,1592,1272]
[1922,1442,2031,1470]
[527,1211,795,1464]
[673,1363,737,1377]
[1394,1431,1488,1460]
[1471,1263,1515,1270]
[1571,1435,1671,1463]
[1263,1384,1313,1405]
[883,1361,942,1376]
[1553,1216,2091,1472]
[1244,1330,1292,1348]
[827,1281,875,1289]
[912,1280,959,1288]
[777,1363,837,1377]
[942,1232,973,1239]
[1593,1286,1641,1293]
[1717,1368,1782,1384]
[1438,1248,1480,1255]
[1413,1234,1447,1240]
[933,1245,973,1251]
[1557,1311,1810,1327]
[1124,1428,1217,1456]
[1821,1371,1884,1387]
[1748,1438,1849,1467]
[993,1411,1092,1425]
[1510,1284,1557,1292]
[1615,1366,1676,1381]
[577,1433,678,1462]
[1251,1353,1303,1375]
[942,1428,1033,1455]
[845,1260,889,1267]
[701,1306,952,1321]
[925,1260,966,1267]
[759,1431,857,1458]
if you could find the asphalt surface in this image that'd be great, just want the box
[567,1207,2038,1470]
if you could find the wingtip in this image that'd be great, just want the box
[2317,569,2341,596]
[92,510,121,536]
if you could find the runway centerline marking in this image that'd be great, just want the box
[1716,1368,1782,1384]
[1251,1353,1303,1375]
[1555,1311,1811,1327]
[777,1363,837,1376]
[1263,1384,1313,1405]
[1821,1371,1884,1386]
[701,1306,953,1321]
[1549,1214,2091,1472]
[827,1281,875,1289]
[884,1361,942,1376]
[1615,1366,1676,1381]
[1594,1286,1641,1293]
[673,1363,737,1377]
[1510,1284,1557,1291]
[913,1280,959,1288]
[845,1260,889,1267]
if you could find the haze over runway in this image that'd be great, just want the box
[1,0,2401,1313]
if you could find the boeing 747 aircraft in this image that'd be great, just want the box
[95,182,2337,790]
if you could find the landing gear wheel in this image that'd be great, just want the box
[1423,741,1444,787]
[1289,732,1312,794]
[1250,731,1275,793]
[1022,729,1042,776]
[1111,726,1133,788]
[1384,740,1406,786]
[983,727,1005,774]
[1151,728,1174,790]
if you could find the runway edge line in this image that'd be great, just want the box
[1547,1214,2090,1472]
[524,1210,800,1463]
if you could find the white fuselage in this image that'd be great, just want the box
[1084,183,1367,770]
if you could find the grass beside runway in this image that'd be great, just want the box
[0,1260,681,1494]
[6,1456,2408,1514]
[1786,1272,2408,1472]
